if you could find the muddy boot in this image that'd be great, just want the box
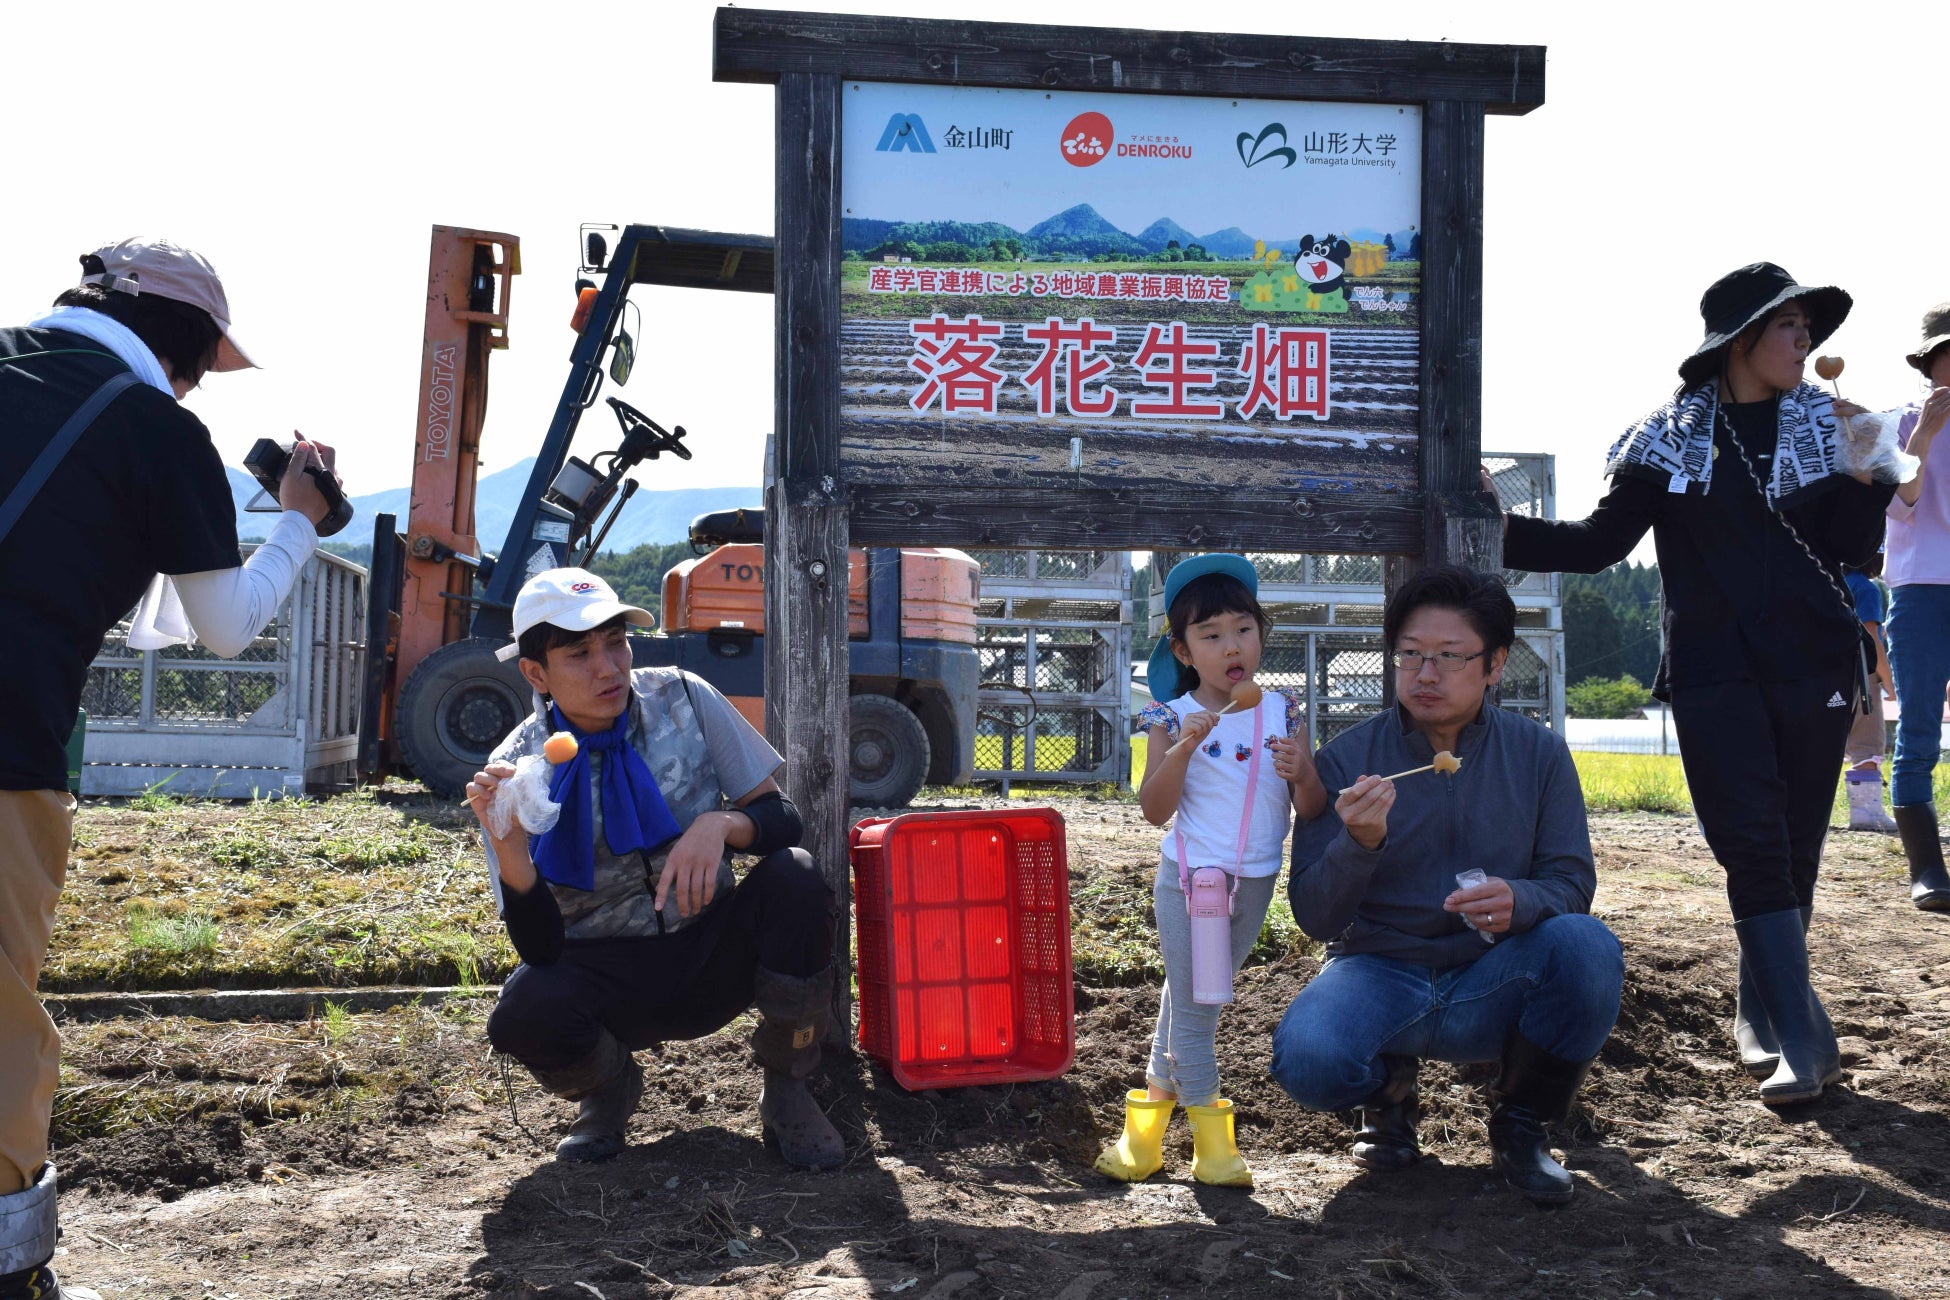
[1892,803,1950,911]
[1845,768,1898,833]
[1095,1091,1174,1182]
[751,966,845,1171]
[1488,1033,1593,1205]
[1734,952,1781,1080]
[0,1166,101,1300]
[1735,909,1842,1106]
[527,1031,643,1163]
[1350,1054,1422,1171]
[1185,1099,1253,1189]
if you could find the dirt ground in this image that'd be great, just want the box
[46,798,1950,1300]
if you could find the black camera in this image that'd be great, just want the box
[243,439,354,538]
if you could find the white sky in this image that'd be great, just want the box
[4,0,1943,564]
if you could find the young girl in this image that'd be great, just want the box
[1096,554,1326,1188]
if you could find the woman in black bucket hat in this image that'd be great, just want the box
[1497,262,1904,1106]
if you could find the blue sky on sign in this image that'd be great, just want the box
[842,83,1421,241]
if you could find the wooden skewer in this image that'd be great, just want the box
[1339,750,1460,795]
[1166,681,1263,756]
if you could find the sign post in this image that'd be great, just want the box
[716,9,1544,1031]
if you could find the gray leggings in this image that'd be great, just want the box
[1146,857,1279,1107]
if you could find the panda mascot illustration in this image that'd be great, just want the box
[1293,234,1352,313]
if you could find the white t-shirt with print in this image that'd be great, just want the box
[1141,690,1297,879]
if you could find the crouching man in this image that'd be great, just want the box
[1268,567,1624,1204]
[466,569,842,1169]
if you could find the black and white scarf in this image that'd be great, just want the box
[1605,380,1841,503]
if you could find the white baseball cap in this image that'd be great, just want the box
[497,568,654,661]
[79,236,255,372]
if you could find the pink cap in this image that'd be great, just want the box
[79,236,255,371]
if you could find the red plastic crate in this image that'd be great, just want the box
[851,807,1073,1089]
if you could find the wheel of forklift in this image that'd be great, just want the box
[850,693,931,809]
[396,637,534,799]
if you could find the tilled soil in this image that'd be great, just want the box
[48,804,1950,1299]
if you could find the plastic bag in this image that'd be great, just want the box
[1838,408,1920,487]
[481,754,562,839]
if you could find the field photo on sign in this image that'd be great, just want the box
[839,83,1423,495]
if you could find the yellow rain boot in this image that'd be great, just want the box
[1186,1099,1253,1188]
[1095,1091,1174,1182]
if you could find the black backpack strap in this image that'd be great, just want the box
[0,371,140,548]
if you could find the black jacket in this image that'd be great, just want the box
[1505,399,1892,699]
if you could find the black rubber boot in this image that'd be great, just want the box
[1350,1054,1422,1171]
[751,966,845,1171]
[1892,803,1950,912]
[1734,909,1842,1106]
[1733,952,1780,1080]
[1488,1033,1594,1205]
[528,1030,644,1163]
[0,1264,102,1300]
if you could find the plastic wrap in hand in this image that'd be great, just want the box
[1839,409,1920,486]
[483,754,562,839]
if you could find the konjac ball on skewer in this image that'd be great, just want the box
[542,731,580,765]
[1814,355,1844,382]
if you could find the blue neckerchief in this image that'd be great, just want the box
[530,704,683,892]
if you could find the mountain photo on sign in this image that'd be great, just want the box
[839,82,1422,496]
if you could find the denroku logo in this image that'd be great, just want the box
[1059,112,1113,167]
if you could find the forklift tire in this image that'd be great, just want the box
[850,693,930,809]
[396,637,534,799]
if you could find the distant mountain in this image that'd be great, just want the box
[1026,204,1148,257]
[1135,217,1199,252]
[236,457,758,555]
[1196,227,1260,259]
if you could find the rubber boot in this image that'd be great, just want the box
[0,1166,102,1300]
[1892,803,1950,911]
[1734,909,1842,1105]
[1185,1099,1252,1189]
[1093,1091,1173,1183]
[527,1030,643,1163]
[750,966,845,1171]
[1734,953,1780,1080]
[1488,1033,1594,1205]
[1845,768,1898,833]
[1350,1054,1422,1171]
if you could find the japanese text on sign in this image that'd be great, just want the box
[906,315,1330,422]
[869,265,1234,303]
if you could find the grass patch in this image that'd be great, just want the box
[321,999,353,1045]
[1572,753,1692,815]
[126,909,219,955]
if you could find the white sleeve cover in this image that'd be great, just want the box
[168,511,321,658]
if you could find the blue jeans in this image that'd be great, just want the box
[1886,584,1950,807]
[1269,914,1623,1112]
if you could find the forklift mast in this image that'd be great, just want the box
[402,229,518,666]
[472,225,773,641]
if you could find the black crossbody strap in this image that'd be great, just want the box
[0,371,140,548]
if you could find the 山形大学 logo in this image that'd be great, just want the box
[876,113,936,153]
[1237,123,1297,169]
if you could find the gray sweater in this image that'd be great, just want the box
[1290,699,1595,968]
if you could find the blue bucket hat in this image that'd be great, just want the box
[1144,554,1258,702]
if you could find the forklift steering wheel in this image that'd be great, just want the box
[606,396,692,461]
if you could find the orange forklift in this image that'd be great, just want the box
[356,225,979,805]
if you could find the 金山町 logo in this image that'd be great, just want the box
[876,113,936,154]
[1059,112,1112,166]
[1237,123,1297,170]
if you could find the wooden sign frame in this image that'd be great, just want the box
[713,7,1544,1027]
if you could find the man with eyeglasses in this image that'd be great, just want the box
[1268,566,1622,1205]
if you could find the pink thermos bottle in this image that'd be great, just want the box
[1187,866,1235,1005]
